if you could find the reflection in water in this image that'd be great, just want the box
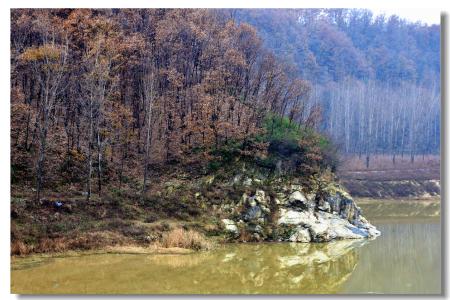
[158,240,364,294]
[11,219,441,294]
[11,240,364,294]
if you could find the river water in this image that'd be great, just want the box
[11,207,441,294]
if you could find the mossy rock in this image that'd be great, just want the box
[273,224,298,241]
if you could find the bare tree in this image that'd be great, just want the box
[141,56,156,194]
[82,27,117,200]
[20,15,68,200]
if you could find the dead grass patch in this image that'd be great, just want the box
[339,154,440,172]
[11,231,132,256]
[11,240,31,256]
[160,228,213,251]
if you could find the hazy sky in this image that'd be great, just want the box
[370,8,440,25]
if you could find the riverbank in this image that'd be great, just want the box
[11,200,221,256]
[11,245,198,271]
[337,154,440,198]
[11,171,381,256]
[11,197,440,293]
[16,150,439,257]
[11,213,441,294]
[12,196,439,261]
[341,179,440,198]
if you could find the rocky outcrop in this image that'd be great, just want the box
[221,219,239,236]
[221,178,380,242]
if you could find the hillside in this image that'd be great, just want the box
[9,8,438,256]
[12,9,374,255]
[11,9,325,198]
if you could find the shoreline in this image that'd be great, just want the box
[355,196,440,202]
[11,197,440,259]
[12,209,442,264]
[11,245,199,269]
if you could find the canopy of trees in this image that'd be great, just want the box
[10,8,441,199]
[11,9,322,198]
[232,9,440,158]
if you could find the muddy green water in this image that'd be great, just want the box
[11,204,441,294]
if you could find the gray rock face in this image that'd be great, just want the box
[223,182,380,243]
[325,195,341,213]
[276,207,379,242]
[246,196,257,207]
[243,205,262,221]
[287,191,308,208]
[322,191,364,225]
[243,178,253,186]
[289,227,311,242]
[278,209,315,227]
[222,219,239,235]
[338,197,360,222]
[317,200,331,212]
[309,222,330,241]
[254,190,267,206]
[248,224,263,234]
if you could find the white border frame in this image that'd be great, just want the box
[1,1,448,299]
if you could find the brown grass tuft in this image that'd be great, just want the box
[37,238,68,253]
[11,240,31,256]
[338,154,440,181]
[160,228,213,251]
[339,154,440,172]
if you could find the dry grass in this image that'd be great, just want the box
[12,238,82,256]
[11,241,31,256]
[160,228,213,251]
[37,238,68,253]
[11,231,132,256]
[338,154,440,181]
[339,154,440,171]
[237,229,253,243]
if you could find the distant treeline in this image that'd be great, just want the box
[232,9,440,158]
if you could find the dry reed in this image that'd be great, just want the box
[160,228,213,251]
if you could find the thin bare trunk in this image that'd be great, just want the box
[142,67,155,194]
[97,130,102,195]
[86,98,93,201]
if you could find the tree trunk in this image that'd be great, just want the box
[97,130,102,196]
[36,128,46,201]
[142,68,154,194]
[86,100,93,201]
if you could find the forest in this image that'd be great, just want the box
[11,9,326,199]
[233,9,440,160]
[10,9,440,200]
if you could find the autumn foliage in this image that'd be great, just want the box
[11,9,323,198]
